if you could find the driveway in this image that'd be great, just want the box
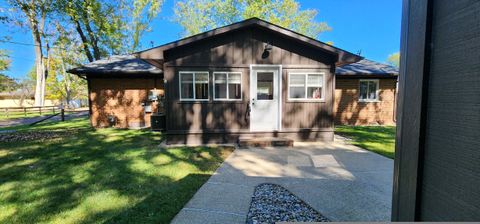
[172,139,393,223]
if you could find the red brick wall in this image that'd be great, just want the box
[334,78,397,125]
[89,78,164,128]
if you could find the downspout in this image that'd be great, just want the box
[393,77,398,123]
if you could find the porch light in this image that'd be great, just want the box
[264,42,272,51]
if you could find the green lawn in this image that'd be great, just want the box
[0,118,233,224]
[335,125,396,159]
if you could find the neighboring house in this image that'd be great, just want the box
[69,18,397,144]
[0,91,59,107]
[335,59,398,125]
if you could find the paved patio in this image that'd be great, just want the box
[172,139,394,223]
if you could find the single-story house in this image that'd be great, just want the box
[69,18,398,144]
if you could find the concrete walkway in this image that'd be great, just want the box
[172,139,393,223]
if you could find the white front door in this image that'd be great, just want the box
[250,66,281,131]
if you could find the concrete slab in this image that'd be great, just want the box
[171,140,394,223]
[172,208,245,224]
[182,182,253,215]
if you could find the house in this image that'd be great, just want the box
[335,59,398,125]
[0,91,59,107]
[69,18,397,144]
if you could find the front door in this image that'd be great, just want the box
[250,66,281,131]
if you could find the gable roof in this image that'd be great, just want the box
[136,17,363,65]
[67,55,162,76]
[336,59,398,77]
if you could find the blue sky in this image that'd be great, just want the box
[0,0,402,79]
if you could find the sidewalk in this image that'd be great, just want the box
[172,140,393,223]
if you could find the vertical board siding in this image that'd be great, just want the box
[420,0,480,220]
[282,68,333,130]
[163,27,335,135]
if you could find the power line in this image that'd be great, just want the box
[0,40,67,50]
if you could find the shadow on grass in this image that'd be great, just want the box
[335,125,396,159]
[0,122,233,224]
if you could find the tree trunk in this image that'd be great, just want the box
[31,22,45,106]
[82,14,101,60]
[72,18,94,62]
[60,56,71,106]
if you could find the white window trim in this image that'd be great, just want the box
[179,71,210,101]
[358,79,380,102]
[287,72,325,101]
[213,72,243,101]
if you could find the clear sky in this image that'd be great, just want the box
[0,0,402,79]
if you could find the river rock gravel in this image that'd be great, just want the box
[246,183,329,223]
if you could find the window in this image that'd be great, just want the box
[359,79,379,102]
[288,73,324,100]
[179,72,209,100]
[213,72,242,100]
[257,72,274,100]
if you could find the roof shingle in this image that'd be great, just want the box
[335,59,398,76]
[68,55,162,75]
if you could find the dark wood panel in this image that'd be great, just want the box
[392,0,432,220]
[419,0,480,221]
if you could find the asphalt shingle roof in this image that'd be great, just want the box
[68,55,162,75]
[335,59,398,76]
[69,56,396,78]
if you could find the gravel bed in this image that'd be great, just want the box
[246,183,329,223]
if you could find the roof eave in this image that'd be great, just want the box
[68,68,163,76]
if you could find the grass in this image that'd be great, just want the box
[335,125,396,159]
[0,117,234,223]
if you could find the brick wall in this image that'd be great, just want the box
[89,78,164,128]
[334,78,397,125]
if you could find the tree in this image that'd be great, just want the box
[387,52,400,68]
[0,51,17,91]
[131,0,164,50]
[173,0,331,38]
[7,0,53,106]
[55,0,164,62]
[45,24,88,106]
[0,49,10,72]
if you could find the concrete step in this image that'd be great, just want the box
[238,137,294,148]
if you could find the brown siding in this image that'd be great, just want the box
[334,78,396,125]
[282,68,334,130]
[163,27,336,143]
[89,77,164,128]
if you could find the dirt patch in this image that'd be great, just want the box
[0,130,81,143]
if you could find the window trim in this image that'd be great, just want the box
[287,72,325,102]
[179,71,210,101]
[358,79,380,102]
[213,72,243,101]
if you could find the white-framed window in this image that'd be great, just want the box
[179,71,209,101]
[213,72,242,100]
[359,79,379,102]
[288,72,324,101]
